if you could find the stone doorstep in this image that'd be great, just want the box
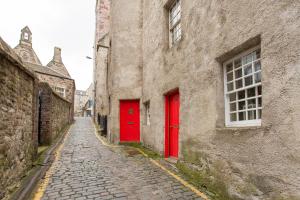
[10,124,72,200]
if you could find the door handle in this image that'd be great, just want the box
[170,125,179,128]
[128,122,134,125]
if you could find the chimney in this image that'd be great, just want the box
[53,47,62,63]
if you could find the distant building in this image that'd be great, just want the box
[14,26,75,119]
[74,83,94,117]
[74,90,88,116]
[83,83,94,117]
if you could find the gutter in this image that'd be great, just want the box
[10,125,71,200]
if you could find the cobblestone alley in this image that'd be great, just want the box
[37,118,202,200]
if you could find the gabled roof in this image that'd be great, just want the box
[14,44,42,65]
[46,47,71,78]
[25,62,73,80]
[14,26,42,65]
[21,26,32,34]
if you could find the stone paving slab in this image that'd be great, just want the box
[40,117,203,200]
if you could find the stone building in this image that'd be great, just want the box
[74,83,94,117]
[14,26,75,119]
[84,83,94,117]
[94,0,300,199]
[93,0,110,124]
[74,90,88,116]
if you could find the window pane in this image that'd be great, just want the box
[244,64,252,75]
[227,82,234,92]
[258,97,262,107]
[247,88,255,97]
[230,103,236,112]
[254,49,261,59]
[239,112,246,121]
[226,63,233,72]
[234,58,242,69]
[242,53,253,65]
[254,72,261,83]
[238,90,245,100]
[236,79,243,89]
[247,98,256,109]
[248,110,256,120]
[227,72,233,82]
[258,109,262,119]
[230,113,237,122]
[238,101,246,110]
[235,69,242,78]
[245,75,253,86]
[229,93,236,102]
[258,86,262,95]
[255,61,261,71]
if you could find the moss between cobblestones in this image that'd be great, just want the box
[120,142,162,159]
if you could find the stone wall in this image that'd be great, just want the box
[0,37,73,198]
[141,0,300,199]
[94,0,111,122]
[101,0,300,199]
[108,0,143,142]
[38,82,71,145]
[0,37,38,199]
[36,72,75,121]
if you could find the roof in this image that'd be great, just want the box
[0,36,36,79]
[14,43,42,65]
[46,60,71,78]
[21,26,32,34]
[24,62,73,80]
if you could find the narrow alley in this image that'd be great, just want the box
[36,118,202,200]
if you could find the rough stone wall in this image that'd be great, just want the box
[94,37,109,118]
[36,72,75,120]
[95,0,110,42]
[108,0,143,142]
[38,82,71,144]
[0,38,38,199]
[51,91,71,140]
[140,0,300,199]
[94,0,111,122]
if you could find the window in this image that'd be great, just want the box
[224,46,262,127]
[54,86,66,98]
[169,0,181,46]
[144,101,150,126]
[24,32,29,40]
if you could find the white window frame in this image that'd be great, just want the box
[169,0,182,46]
[223,46,262,127]
[55,86,66,98]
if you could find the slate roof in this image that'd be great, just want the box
[25,62,73,80]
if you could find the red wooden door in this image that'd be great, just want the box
[165,91,180,158]
[120,100,140,142]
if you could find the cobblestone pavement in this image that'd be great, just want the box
[41,117,202,200]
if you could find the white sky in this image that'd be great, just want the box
[0,0,95,91]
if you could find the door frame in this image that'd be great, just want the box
[164,89,179,158]
[119,99,141,143]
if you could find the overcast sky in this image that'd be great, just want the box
[0,0,95,91]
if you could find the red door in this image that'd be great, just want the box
[120,100,140,142]
[165,91,180,158]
